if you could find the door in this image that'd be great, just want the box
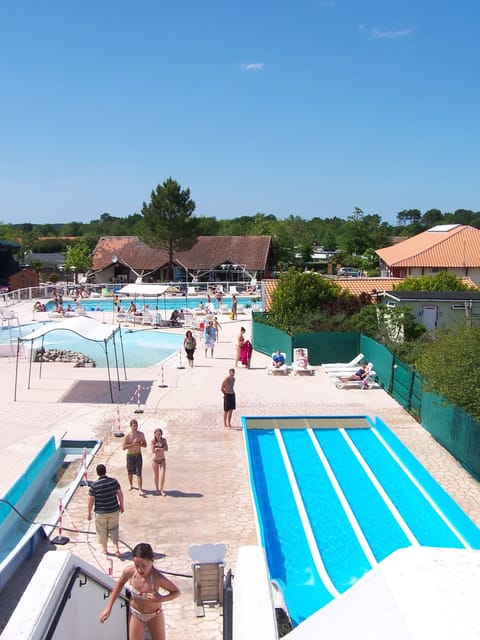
[422,305,438,329]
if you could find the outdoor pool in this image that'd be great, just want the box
[243,415,480,627]
[1,322,184,368]
[45,295,261,313]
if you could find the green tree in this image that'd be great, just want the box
[140,178,197,280]
[64,241,93,278]
[352,304,426,344]
[416,325,480,420]
[269,269,341,332]
[420,209,444,228]
[393,271,474,292]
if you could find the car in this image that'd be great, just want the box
[337,267,362,277]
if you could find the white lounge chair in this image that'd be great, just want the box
[292,348,314,375]
[332,365,377,389]
[219,304,230,315]
[322,353,364,371]
[326,362,373,378]
[267,352,289,375]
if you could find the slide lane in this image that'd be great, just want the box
[312,429,413,562]
[281,429,373,592]
[349,428,468,548]
[246,429,334,624]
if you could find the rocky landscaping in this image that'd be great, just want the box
[34,348,96,367]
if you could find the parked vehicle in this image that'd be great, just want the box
[337,267,362,277]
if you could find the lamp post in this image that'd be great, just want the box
[70,266,76,286]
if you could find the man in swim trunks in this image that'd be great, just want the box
[123,419,147,495]
[221,368,236,428]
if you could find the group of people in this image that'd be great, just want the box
[182,317,222,365]
[88,418,175,638]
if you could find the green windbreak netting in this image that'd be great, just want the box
[422,393,480,481]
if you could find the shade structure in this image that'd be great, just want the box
[14,316,126,403]
[117,283,171,296]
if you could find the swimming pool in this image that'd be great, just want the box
[243,415,480,627]
[46,295,261,313]
[1,322,184,368]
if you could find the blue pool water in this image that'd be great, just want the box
[46,295,260,313]
[1,322,184,368]
[244,415,480,626]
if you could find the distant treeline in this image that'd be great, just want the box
[2,207,479,271]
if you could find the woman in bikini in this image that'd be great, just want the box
[99,542,180,640]
[151,428,168,495]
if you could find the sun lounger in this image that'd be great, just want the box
[321,353,364,371]
[325,362,373,378]
[292,347,314,375]
[331,366,377,389]
[267,352,289,375]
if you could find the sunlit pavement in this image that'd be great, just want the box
[2,301,480,638]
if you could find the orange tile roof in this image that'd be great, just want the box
[262,277,404,311]
[334,277,404,296]
[376,225,480,268]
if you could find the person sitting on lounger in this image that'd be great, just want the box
[338,362,369,382]
[272,351,286,368]
[295,348,308,369]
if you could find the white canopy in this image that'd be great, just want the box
[20,316,119,343]
[15,317,125,403]
[117,283,171,296]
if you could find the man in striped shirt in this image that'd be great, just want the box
[88,464,124,556]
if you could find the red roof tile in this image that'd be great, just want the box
[376,225,480,268]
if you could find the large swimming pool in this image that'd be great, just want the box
[243,415,480,627]
[46,295,261,313]
[1,322,184,368]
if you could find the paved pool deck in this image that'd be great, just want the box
[1,301,480,638]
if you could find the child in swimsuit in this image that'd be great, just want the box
[99,542,180,640]
[151,428,168,496]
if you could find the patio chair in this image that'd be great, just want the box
[188,543,227,617]
[267,352,289,375]
[292,348,314,375]
[321,353,364,371]
[332,365,377,389]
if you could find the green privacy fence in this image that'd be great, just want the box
[421,393,480,480]
[252,315,480,481]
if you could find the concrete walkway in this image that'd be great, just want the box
[2,301,480,638]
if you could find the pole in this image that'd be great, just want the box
[52,497,70,545]
[134,384,144,413]
[158,365,168,388]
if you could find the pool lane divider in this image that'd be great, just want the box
[371,428,472,549]
[338,429,420,547]
[306,429,377,569]
[274,429,340,599]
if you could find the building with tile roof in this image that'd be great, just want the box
[91,235,273,284]
[376,224,480,285]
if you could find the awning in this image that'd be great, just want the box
[117,284,171,296]
[15,317,127,403]
[21,316,120,342]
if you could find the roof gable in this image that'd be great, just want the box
[376,225,480,268]
[92,236,272,272]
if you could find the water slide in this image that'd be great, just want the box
[246,418,480,626]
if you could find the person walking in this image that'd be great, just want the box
[151,428,168,495]
[231,294,238,320]
[204,320,217,358]
[99,542,180,639]
[123,419,147,495]
[87,464,124,557]
[183,330,197,367]
[221,368,236,428]
[235,326,246,367]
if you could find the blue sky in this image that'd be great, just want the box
[1,0,479,225]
